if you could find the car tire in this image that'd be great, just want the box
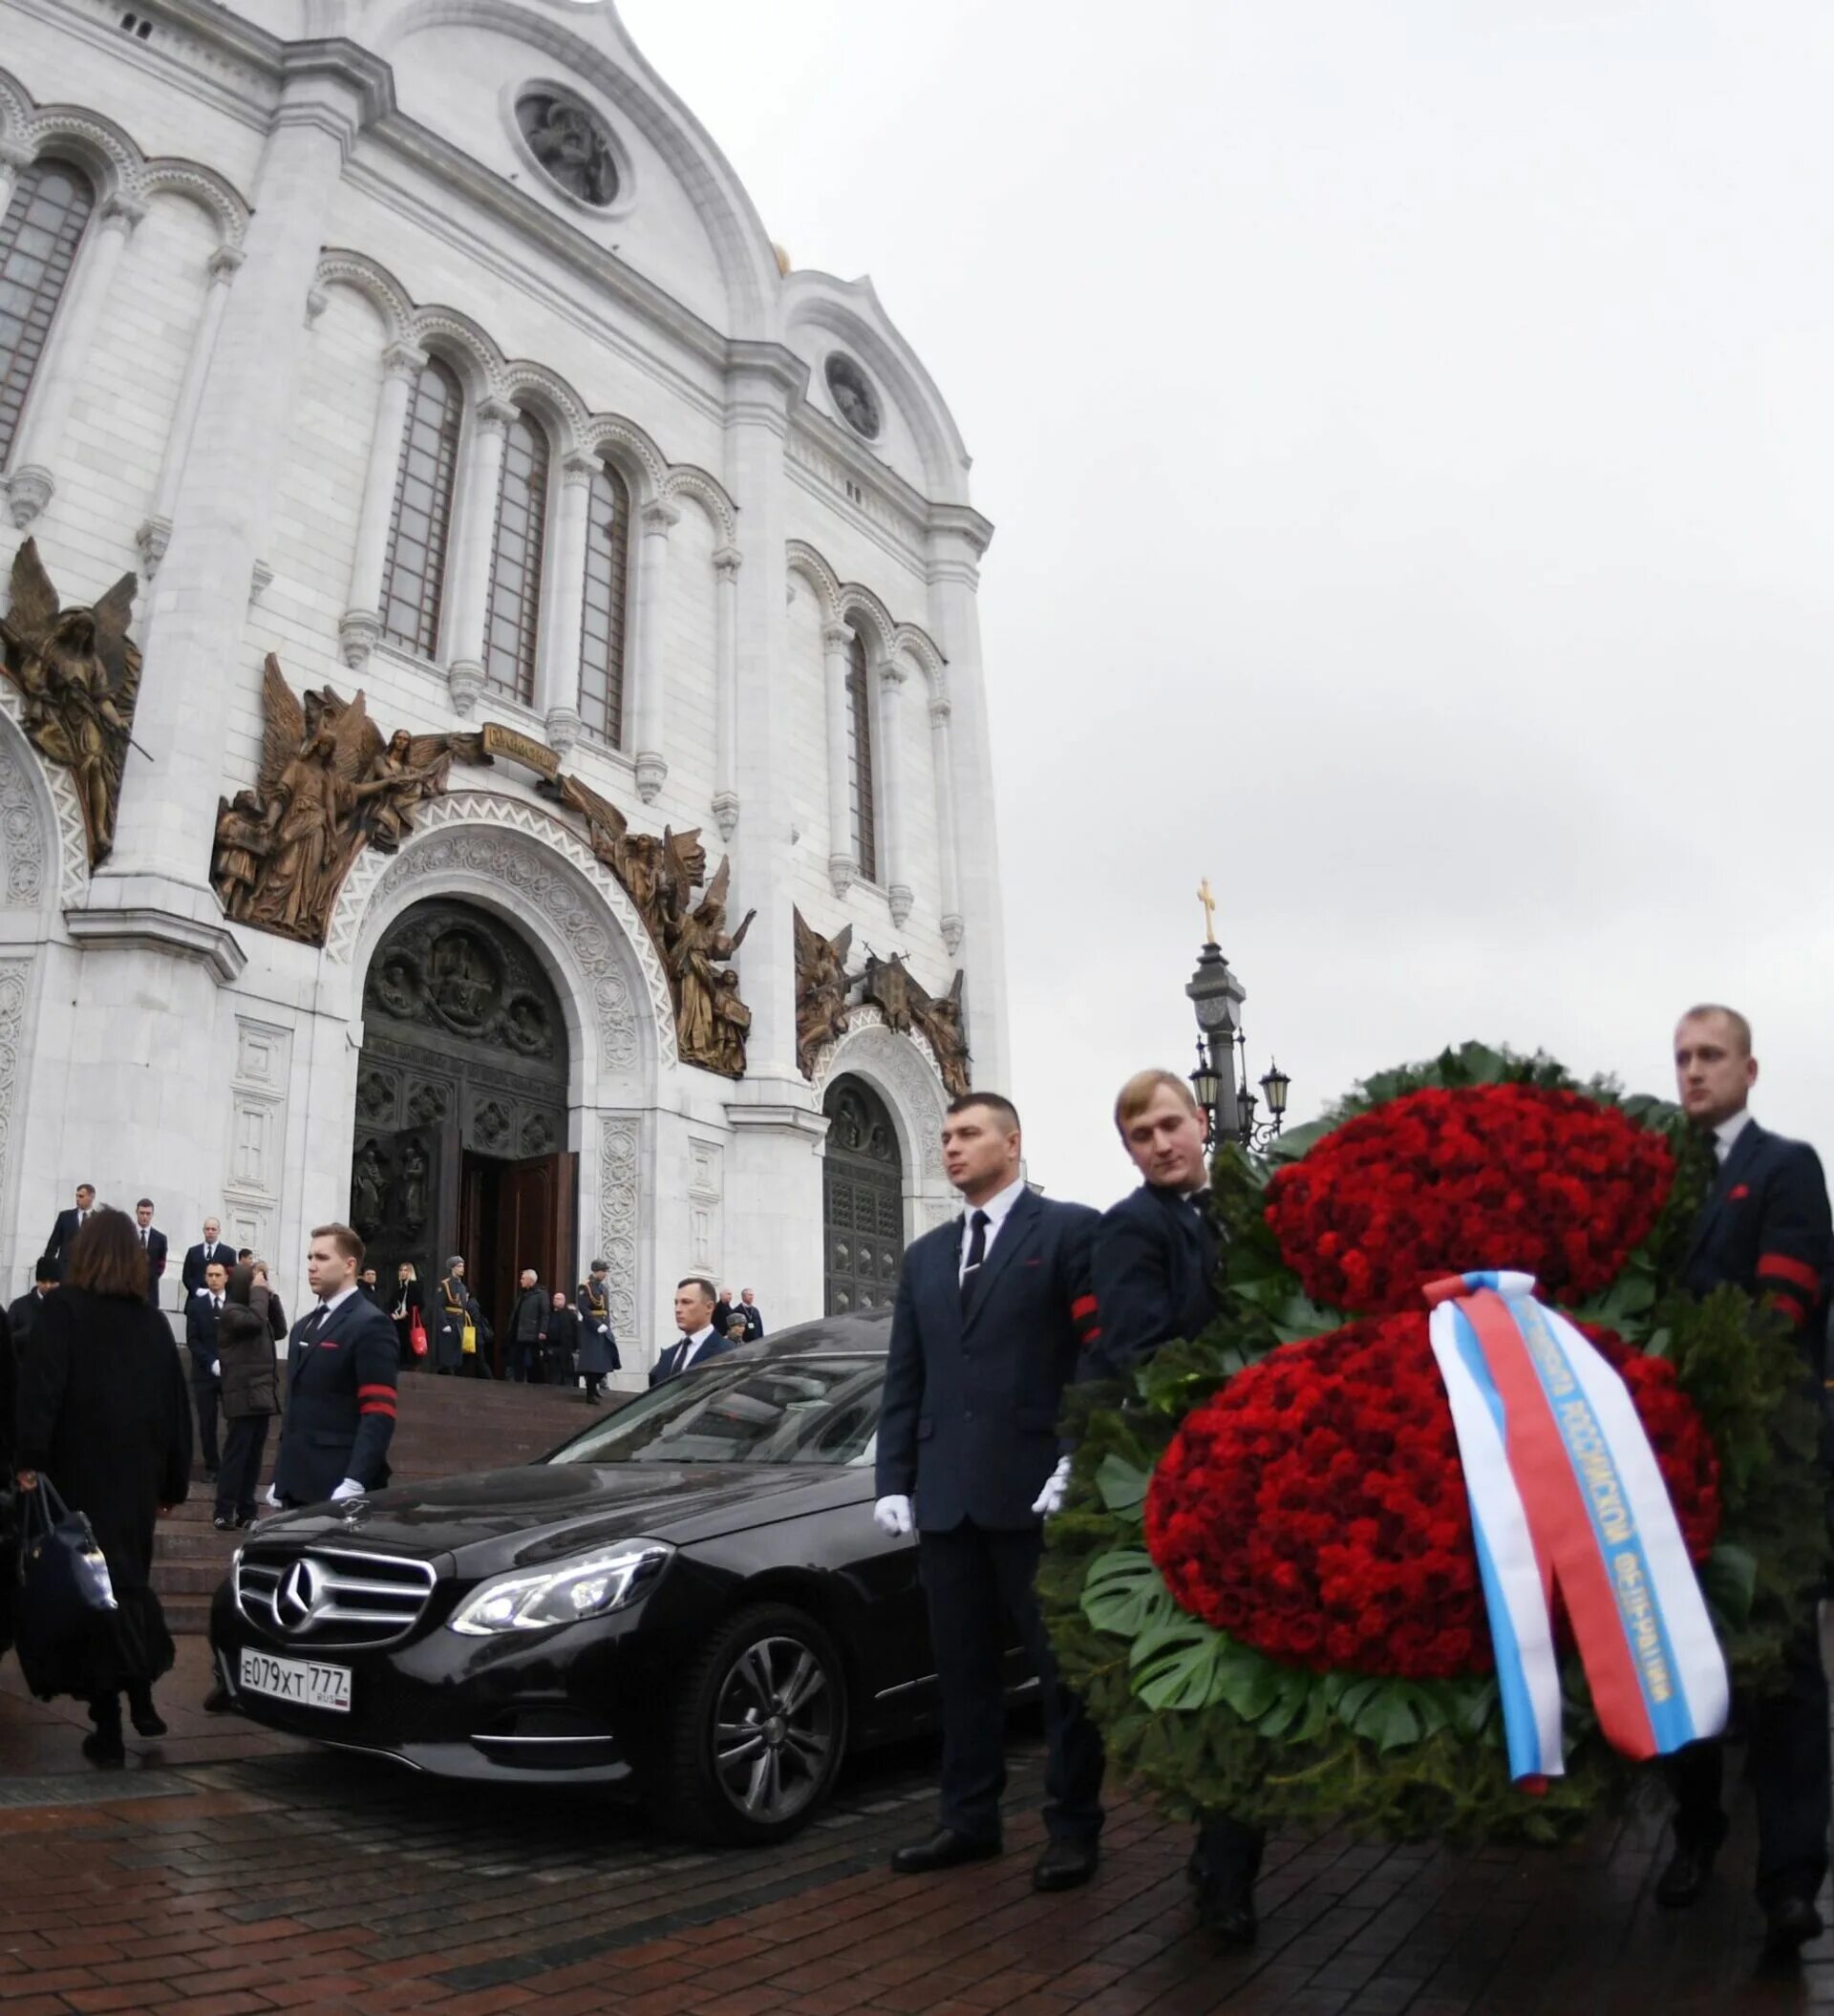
[658,1602,850,1846]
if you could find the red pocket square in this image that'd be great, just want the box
[1730,1184,1750,1200]
[1023,1257,1043,1267]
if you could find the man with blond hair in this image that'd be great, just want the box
[269,1223,399,1510]
[1658,1005,1833,1955]
[1082,1067,1262,1946]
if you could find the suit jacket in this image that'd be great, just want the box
[6,1287,49,1353]
[44,1206,93,1282]
[272,1290,400,1504]
[1080,1182,1222,1384]
[712,1300,736,1338]
[1682,1119,1833,1364]
[876,1187,1101,1531]
[139,1228,168,1305]
[183,1293,225,1385]
[181,1241,238,1296]
[739,1305,765,1342]
[649,1328,738,1388]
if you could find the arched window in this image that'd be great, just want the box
[846,629,879,882]
[0,159,95,466]
[579,460,630,746]
[378,355,463,659]
[482,410,549,703]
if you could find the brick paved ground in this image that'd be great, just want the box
[1,1690,1832,2015]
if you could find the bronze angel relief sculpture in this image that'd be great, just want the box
[794,909,855,1078]
[213,655,478,944]
[0,540,143,866]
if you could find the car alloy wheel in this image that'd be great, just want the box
[662,1602,849,1844]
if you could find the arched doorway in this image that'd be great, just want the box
[352,898,574,1366]
[822,1076,905,1315]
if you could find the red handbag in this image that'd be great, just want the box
[409,1313,428,1359]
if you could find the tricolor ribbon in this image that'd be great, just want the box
[1424,1270,1728,1785]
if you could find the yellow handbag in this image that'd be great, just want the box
[460,1322,477,1356]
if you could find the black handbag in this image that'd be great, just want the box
[11,1477,119,1699]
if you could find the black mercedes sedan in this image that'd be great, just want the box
[209,1312,1021,1844]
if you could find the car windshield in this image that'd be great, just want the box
[546,1355,885,1468]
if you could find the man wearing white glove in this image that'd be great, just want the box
[875,1092,1106,1893]
[269,1222,400,1511]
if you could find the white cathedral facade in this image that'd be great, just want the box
[0,0,1008,1369]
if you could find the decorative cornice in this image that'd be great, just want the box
[63,902,245,985]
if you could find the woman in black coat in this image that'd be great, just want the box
[214,1265,279,1531]
[15,1208,192,1767]
[391,1263,425,1369]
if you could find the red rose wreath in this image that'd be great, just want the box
[1040,1045,1824,1844]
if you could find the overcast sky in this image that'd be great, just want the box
[622,0,1834,1209]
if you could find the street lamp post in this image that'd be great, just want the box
[1185,885,1290,1151]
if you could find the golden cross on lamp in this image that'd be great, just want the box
[1197,877,1218,947]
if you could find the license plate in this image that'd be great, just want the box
[238,1647,352,1713]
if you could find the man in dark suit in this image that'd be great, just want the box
[134,1199,168,1308]
[712,1288,736,1338]
[7,1258,56,1353]
[508,1267,547,1383]
[269,1222,400,1509]
[184,1258,228,1480]
[44,1183,95,1282]
[650,1277,738,1386]
[877,1092,1106,1893]
[181,1219,237,1297]
[1079,1068,1261,1945]
[737,1288,765,1342]
[1659,1004,1834,1956]
[357,1266,386,1309]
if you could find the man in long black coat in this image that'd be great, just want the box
[875,1092,1106,1893]
[1079,1068,1262,1947]
[270,1225,399,1508]
[43,1184,95,1283]
[1659,1005,1834,1956]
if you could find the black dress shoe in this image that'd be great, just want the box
[126,1693,167,1738]
[1193,1877,1257,1949]
[1034,1837,1099,1892]
[1655,1836,1720,1908]
[81,1725,125,1769]
[1763,1896,1823,1957]
[201,1683,233,1715]
[889,1828,1002,1875]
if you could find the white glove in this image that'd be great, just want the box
[1031,1455,1073,1519]
[330,1478,364,1502]
[210,1361,220,1378]
[872,1494,914,1538]
[263,1483,282,1509]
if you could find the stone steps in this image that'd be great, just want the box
[156,1372,617,1632]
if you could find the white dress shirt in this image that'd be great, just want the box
[1714,1110,1755,1164]
[676,1323,717,1371]
[958,1175,1029,1283]
[309,1283,361,1328]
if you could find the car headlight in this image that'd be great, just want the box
[447,1541,672,1636]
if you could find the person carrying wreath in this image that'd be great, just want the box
[1075,1068,1263,1948]
[1658,1005,1834,1957]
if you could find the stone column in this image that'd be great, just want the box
[538,451,597,753]
[928,694,965,955]
[821,622,856,897]
[6,193,146,528]
[712,544,741,839]
[0,138,38,238]
[442,396,515,717]
[926,512,1009,1091]
[336,340,426,667]
[630,498,679,802]
[136,244,245,578]
[876,658,912,925]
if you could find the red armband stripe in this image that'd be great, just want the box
[359,1399,396,1417]
[1759,1254,1822,1295]
[1080,1326,1102,1346]
[1770,1292,1808,1326]
[1070,1295,1098,1323]
[357,1384,396,1399]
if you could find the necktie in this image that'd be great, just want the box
[140,1229,147,1247]
[960,1209,991,1310]
[676,1332,697,1374]
[303,1303,329,1341]
[214,1295,222,1312]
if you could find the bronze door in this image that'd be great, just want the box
[822,1078,906,1316]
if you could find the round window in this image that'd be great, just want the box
[824,354,882,441]
[516,90,620,209]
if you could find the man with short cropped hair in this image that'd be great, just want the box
[184,1259,229,1481]
[650,1277,736,1386]
[877,1092,1106,1893]
[182,1218,236,1297]
[1082,1068,1260,1945]
[1658,1005,1834,1956]
[44,1183,95,1283]
[269,1223,400,1509]
[135,1199,168,1308]
[508,1266,546,1383]
[737,1288,765,1342]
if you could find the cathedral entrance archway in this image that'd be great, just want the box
[822,1076,905,1316]
[352,897,574,1369]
